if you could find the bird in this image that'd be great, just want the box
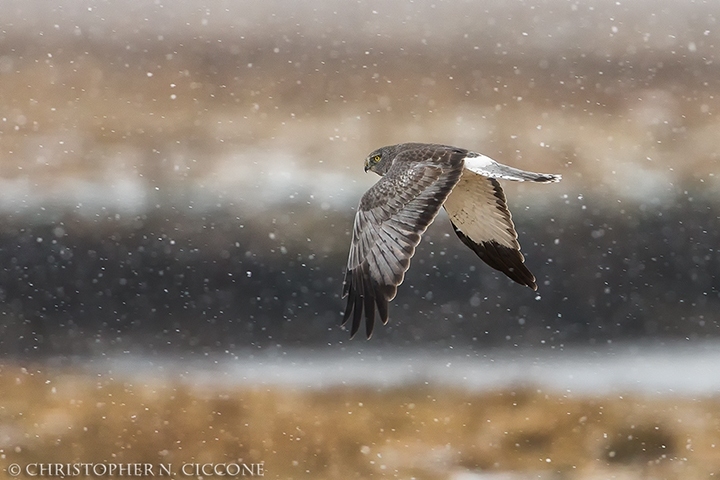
[342,143,561,339]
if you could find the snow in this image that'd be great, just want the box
[85,341,720,396]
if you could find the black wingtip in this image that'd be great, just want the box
[376,294,389,326]
[342,266,395,339]
[350,284,363,338]
[451,223,537,290]
[363,285,376,339]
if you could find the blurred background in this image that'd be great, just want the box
[0,0,719,478]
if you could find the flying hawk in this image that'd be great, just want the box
[342,143,561,338]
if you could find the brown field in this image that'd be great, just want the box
[1,364,719,479]
[1,4,720,213]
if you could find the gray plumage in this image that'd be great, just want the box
[342,143,561,339]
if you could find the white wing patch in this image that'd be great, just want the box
[464,153,562,183]
[443,170,518,249]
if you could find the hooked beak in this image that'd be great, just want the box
[363,160,370,172]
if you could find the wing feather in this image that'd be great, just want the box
[342,148,465,338]
[443,170,537,289]
[369,242,399,284]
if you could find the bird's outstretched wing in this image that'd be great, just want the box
[342,148,465,338]
[443,156,559,290]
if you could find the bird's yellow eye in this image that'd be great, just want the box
[372,155,381,163]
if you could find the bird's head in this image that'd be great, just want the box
[363,145,397,175]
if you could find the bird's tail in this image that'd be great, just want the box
[464,153,561,183]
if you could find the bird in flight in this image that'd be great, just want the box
[342,143,561,338]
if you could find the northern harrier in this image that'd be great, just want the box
[342,143,561,338]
